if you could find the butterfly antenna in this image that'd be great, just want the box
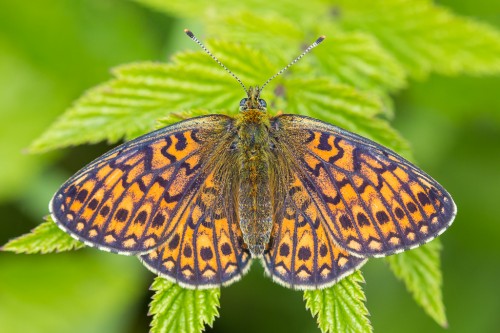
[184,29,247,92]
[260,35,325,92]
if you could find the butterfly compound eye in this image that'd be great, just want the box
[239,98,248,109]
[258,99,267,109]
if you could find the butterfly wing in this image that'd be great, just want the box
[271,114,456,257]
[262,174,367,289]
[139,171,252,288]
[50,115,236,255]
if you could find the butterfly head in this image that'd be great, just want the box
[239,86,267,112]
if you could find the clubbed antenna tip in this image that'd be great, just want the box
[184,28,247,92]
[259,35,326,92]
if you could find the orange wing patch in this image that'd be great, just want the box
[272,115,456,257]
[50,115,234,255]
[262,176,366,289]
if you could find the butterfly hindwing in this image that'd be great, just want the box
[50,115,235,255]
[140,171,252,288]
[263,173,366,289]
[271,114,456,257]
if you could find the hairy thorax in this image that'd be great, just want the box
[236,110,273,257]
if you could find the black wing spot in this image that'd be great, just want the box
[76,189,88,203]
[279,243,290,257]
[152,213,166,228]
[66,185,77,198]
[356,212,370,227]
[221,243,232,255]
[134,211,147,225]
[100,206,110,217]
[168,234,180,249]
[88,199,99,210]
[298,247,312,260]
[417,192,431,206]
[375,211,390,224]
[183,245,193,258]
[395,207,405,219]
[319,244,328,257]
[200,247,213,261]
[115,208,129,222]
[339,214,353,229]
[407,202,418,213]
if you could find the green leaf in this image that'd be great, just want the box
[132,0,325,25]
[149,277,220,333]
[154,109,211,129]
[207,11,305,53]
[283,77,412,157]
[136,0,500,79]
[335,0,500,78]
[30,40,277,153]
[304,271,372,333]
[314,29,406,93]
[386,240,447,327]
[173,39,277,87]
[2,217,84,254]
[207,12,407,93]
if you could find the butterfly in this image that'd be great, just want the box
[50,30,456,290]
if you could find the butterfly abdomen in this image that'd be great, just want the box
[237,112,273,257]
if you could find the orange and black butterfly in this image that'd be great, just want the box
[50,30,456,290]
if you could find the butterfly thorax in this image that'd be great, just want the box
[236,106,273,257]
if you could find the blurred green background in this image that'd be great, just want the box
[1,0,499,332]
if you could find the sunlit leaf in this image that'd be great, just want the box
[136,0,500,79]
[149,277,220,333]
[386,240,447,327]
[2,217,84,254]
[132,0,325,25]
[304,271,372,333]
[208,13,407,93]
[335,0,500,78]
[314,30,406,93]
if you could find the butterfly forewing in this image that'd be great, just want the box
[271,114,456,257]
[50,115,237,255]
